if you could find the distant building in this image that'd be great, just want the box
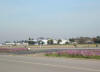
[15,43,29,46]
[4,43,15,45]
[41,40,48,45]
[53,40,58,44]
[32,40,38,45]
[60,40,70,44]
[85,40,94,44]
[3,42,28,46]
[74,37,94,44]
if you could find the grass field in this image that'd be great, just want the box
[0,44,100,49]
[45,49,100,59]
[28,44,100,48]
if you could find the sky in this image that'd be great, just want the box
[0,0,100,42]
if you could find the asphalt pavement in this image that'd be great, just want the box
[0,55,100,72]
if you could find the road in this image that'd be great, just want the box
[0,55,100,72]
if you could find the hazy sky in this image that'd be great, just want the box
[0,0,100,41]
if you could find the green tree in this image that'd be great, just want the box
[93,36,100,43]
[38,40,44,45]
[47,39,54,45]
[28,41,36,45]
[69,38,75,42]
[57,39,62,44]
[28,37,33,40]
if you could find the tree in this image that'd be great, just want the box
[47,39,54,45]
[93,36,100,43]
[78,37,86,44]
[24,40,28,43]
[69,38,75,42]
[65,42,69,44]
[38,40,44,45]
[28,41,36,45]
[57,39,62,44]
[97,36,100,39]
[28,37,33,40]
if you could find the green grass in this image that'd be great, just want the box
[45,53,100,59]
[28,44,100,48]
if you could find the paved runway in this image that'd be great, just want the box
[0,55,100,72]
